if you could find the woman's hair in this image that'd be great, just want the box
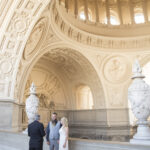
[61,117,68,127]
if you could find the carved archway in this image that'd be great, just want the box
[17,45,106,109]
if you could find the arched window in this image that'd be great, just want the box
[79,11,86,20]
[79,8,93,21]
[104,16,119,25]
[110,15,119,25]
[76,85,93,109]
[104,10,120,26]
[134,13,145,24]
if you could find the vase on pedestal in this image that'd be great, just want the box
[128,60,150,145]
[23,83,39,134]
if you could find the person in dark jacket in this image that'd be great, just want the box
[28,114,45,150]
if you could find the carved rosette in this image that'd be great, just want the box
[128,60,150,145]
[7,11,30,39]
[26,83,39,124]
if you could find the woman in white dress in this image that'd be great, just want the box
[59,117,69,150]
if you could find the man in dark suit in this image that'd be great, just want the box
[28,114,45,150]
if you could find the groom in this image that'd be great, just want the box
[46,112,61,150]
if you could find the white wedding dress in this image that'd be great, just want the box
[59,127,68,150]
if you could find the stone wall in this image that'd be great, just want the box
[19,108,133,141]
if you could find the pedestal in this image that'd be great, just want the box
[130,139,150,146]
[130,124,150,145]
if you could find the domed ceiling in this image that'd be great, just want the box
[60,0,149,25]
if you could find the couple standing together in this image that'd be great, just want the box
[46,112,69,150]
[28,112,69,150]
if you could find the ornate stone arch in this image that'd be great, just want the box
[0,0,52,99]
[16,42,106,109]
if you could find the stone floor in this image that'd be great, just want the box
[0,131,150,150]
[0,145,20,150]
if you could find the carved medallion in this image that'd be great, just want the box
[23,17,48,60]
[103,56,130,83]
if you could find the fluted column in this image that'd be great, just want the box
[117,0,123,25]
[105,0,110,24]
[95,0,99,23]
[142,0,148,23]
[74,0,78,18]
[128,0,135,24]
[84,0,89,21]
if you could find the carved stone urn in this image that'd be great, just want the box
[26,82,39,124]
[23,83,39,134]
[128,60,150,145]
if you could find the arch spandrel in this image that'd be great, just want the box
[0,0,52,99]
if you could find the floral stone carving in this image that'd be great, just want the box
[26,82,39,124]
[128,60,150,145]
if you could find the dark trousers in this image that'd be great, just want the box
[29,148,42,150]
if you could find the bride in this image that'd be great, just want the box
[59,117,69,150]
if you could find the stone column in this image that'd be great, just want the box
[105,0,110,25]
[128,0,135,24]
[95,0,99,23]
[65,0,69,12]
[74,0,78,18]
[84,0,89,21]
[128,60,150,145]
[117,0,123,25]
[142,0,148,23]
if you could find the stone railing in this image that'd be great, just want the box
[20,107,133,141]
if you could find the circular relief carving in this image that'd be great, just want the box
[23,17,48,60]
[0,61,12,74]
[14,19,26,33]
[103,56,130,83]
